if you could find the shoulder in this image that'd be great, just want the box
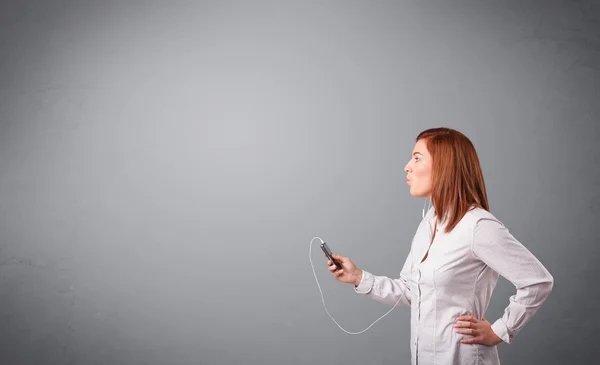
[460,207,506,232]
[459,208,517,252]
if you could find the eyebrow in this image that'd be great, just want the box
[412,152,422,156]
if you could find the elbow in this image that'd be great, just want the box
[537,271,554,301]
[524,271,554,302]
[546,272,554,293]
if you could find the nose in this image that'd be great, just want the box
[404,161,411,173]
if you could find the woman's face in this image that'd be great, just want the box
[404,139,433,198]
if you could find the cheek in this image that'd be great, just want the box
[414,165,431,179]
[414,167,432,186]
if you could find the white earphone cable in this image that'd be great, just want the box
[309,236,406,334]
[310,199,430,334]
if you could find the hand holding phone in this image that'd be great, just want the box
[320,242,342,271]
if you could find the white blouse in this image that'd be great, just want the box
[354,206,554,365]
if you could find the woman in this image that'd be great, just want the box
[326,127,554,365]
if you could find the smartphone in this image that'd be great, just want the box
[320,242,342,271]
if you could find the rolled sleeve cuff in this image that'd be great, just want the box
[491,318,513,344]
[353,270,374,294]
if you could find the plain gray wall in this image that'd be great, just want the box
[0,0,598,364]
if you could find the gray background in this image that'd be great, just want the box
[0,0,598,364]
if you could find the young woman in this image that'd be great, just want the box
[326,127,554,365]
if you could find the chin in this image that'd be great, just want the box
[409,188,428,198]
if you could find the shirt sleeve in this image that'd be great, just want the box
[353,247,414,308]
[471,216,554,344]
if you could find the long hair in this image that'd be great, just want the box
[416,127,489,233]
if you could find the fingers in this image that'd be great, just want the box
[457,315,477,322]
[324,258,343,276]
[326,259,342,273]
[323,253,347,277]
[324,253,346,264]
[455,317,479,338]
[460,336,483,344]
[454,321,473,328]
[454,316,497,346]
[333,268,344,278]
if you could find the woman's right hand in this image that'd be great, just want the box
[326,254,363,286]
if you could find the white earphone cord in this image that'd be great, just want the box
[309,236,406,335]
[310,199,429,334]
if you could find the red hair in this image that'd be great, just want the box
[416,127,489,233]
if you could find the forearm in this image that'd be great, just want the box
[353,269,412,307]
[491,278,554,343]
